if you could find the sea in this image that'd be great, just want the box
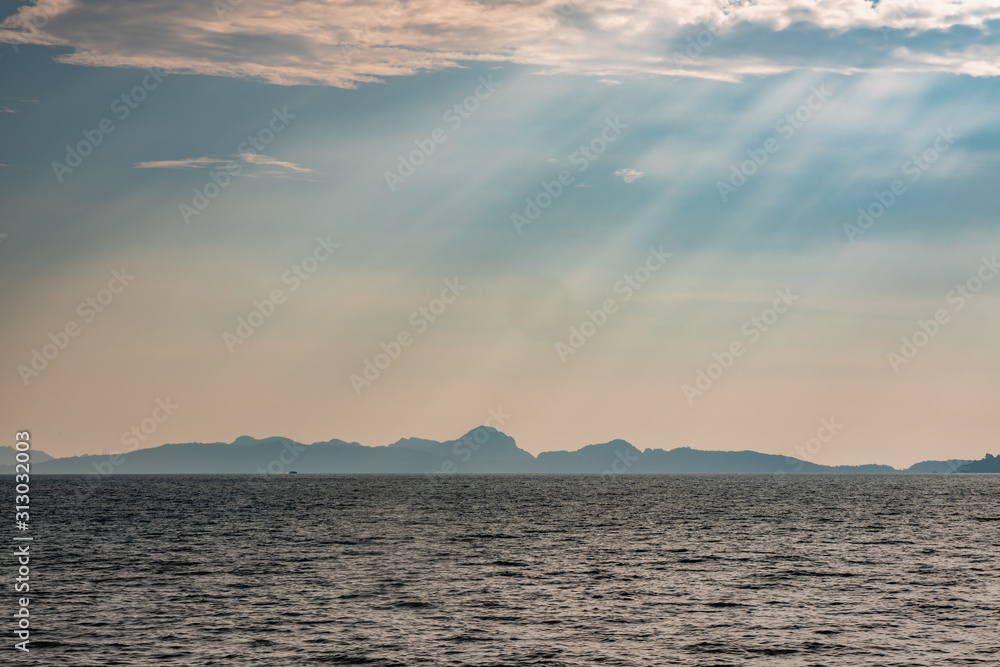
[8,474,999,665]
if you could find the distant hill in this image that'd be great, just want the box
[956,453,1000,473]
[905,459,970,473]
[536,440,642,473]
[0,446,53,466]
[0,429,987,475]
[389,429,536,473]
[638,446,897,474]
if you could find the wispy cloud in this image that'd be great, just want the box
[134,157,231,169]
[1,1,999,87]
[614,168,645,184]
[239,153,315,173]
[134,153,317,178]
[0,97,37,114]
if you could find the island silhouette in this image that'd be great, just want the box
[2,429,991,475]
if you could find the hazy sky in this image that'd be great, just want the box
[2,0,999,467]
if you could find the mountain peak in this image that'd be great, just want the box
[455,425,512,445]
[10,432,991,475]
[230,435,298,447]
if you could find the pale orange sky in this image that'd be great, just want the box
[3,0,999,468]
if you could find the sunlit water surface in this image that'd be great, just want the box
[11,474,1000,666]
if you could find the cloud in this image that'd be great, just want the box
[614,168,644,183]
[0,97,38,114]
[1,1,999,87]
[134,157,231,169]
[134,153,317,178]
[238,153,315,173]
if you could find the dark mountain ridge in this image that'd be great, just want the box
[4,428,990,475]
[956,453,1000,473]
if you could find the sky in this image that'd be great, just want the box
[1,0,998,468]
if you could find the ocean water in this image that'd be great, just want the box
[9,474,999,666]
